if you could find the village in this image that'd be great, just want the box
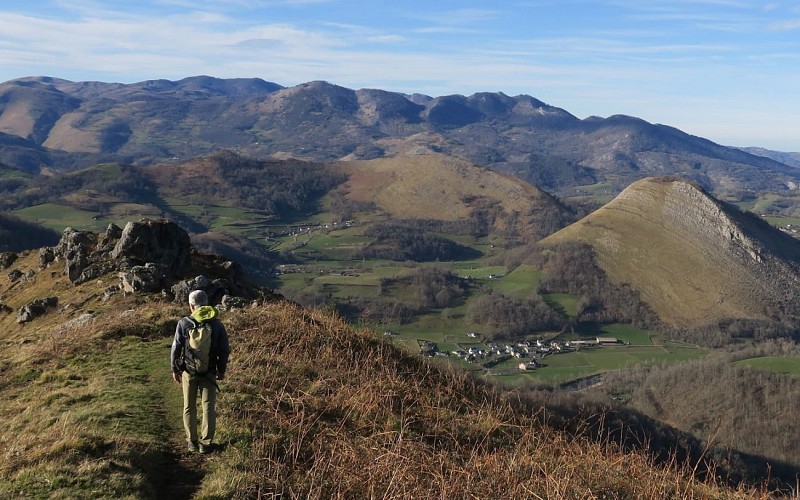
[406,333,625,373]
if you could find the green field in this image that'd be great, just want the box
[14,204,113,232]
[523,343,706,385]
[490,265,541,295]
[567,323,656,345]
[735,356,800,376]
[543,293,581,317]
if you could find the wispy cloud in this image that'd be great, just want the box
[769,19,800,31]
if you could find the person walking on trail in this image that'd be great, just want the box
[171,289,230,454]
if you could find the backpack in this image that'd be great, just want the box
[183,317,212,375]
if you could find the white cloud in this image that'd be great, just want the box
[769,19,800,31]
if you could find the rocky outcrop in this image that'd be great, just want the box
[36,218,272,305]
[99,223,122,252]
[17,297,58,324]
[119,263,168,293]
[46,219,189,286]
[0,252,17,270]
[38,247,55,269]
[52,227,98,282]
[171,275,232,305]
[220,294,249,310]
[111,219,190,275]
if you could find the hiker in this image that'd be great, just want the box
[171,289,230,454]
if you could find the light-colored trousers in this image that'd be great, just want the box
[181,371,218,445]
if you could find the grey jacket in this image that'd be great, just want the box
[170,305,230,376]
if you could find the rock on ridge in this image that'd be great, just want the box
[44,218,189,289]
[111,219,191,274]
[37,218,273,307]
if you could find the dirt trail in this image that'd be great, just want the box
[155,439,208,500]
[148,366,210,499]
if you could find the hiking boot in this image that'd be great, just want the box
[199,443,212,454]
[188,441,199,452]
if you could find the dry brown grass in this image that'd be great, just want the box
[335,155,554,225]
[0,251,779,498]
[201,301,767,499]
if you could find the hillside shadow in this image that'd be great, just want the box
[524,392,800,493]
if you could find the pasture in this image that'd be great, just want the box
[543,293,581,317]
[14,204,111,232]
[498,342,707,386]
[735,356,800,377]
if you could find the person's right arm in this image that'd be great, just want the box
[170,320,185,383]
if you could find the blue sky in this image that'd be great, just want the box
[0,0,798,150]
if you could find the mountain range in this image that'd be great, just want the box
[1,76,798,202]
[3,74,800,336]
[3,75,800,492]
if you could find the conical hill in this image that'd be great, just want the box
[543,177,800,328]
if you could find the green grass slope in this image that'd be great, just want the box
[543,177,800,328]
[0,249,764,498]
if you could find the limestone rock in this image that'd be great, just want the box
[17,297,58,324]
[74,261,118,285]
[53,227,97,282]
[119,263,169,293]
[171,275,215,305]
[0,252,18,270]
[111,219,191,275]
[97,223,123,253]
[220,294,248,310]
[39,247,55,269]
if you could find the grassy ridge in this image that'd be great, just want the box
[0,251,773,497]
[543,177,800,328]
[0,305,190,497]
[213,302,753,498]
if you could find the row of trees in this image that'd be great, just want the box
[357,222,482,262]
[467,290,562,338]
[395,267,470,309]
